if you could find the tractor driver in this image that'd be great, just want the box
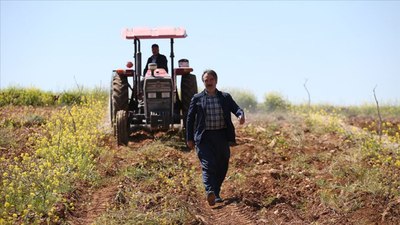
[143,44,168,76]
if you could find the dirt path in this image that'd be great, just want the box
[185,141,258,225]
[196,200,256,225]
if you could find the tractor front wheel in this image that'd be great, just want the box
[116,110,129,146]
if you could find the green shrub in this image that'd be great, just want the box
[263,92,291,112]
[57,90,83,105]
[0,86,108,106]
[0,87,55,106]
[345,104,400,117]
[223,88,258,112]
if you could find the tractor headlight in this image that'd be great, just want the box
[161,92,170,98]
[147,92,157,98]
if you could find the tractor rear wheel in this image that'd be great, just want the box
[116,110,128,145]
[111,72,129,135]
[181,74,198,128]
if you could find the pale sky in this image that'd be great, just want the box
[1,1,399,105]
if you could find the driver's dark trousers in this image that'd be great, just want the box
[195,129,230,198]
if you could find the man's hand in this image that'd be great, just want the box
[187,140,195,149]
[238,115,245,125]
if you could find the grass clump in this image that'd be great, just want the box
[0,127,15,150]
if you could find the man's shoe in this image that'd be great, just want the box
[215,197,224,203]
[207,192,216,206]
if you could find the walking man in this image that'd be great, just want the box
[186,69,245,206]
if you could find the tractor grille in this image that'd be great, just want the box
[146,99,171,112]
[144,77,173,118]
[145,79,172,92]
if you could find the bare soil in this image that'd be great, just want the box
[2,106,400,224]
[0,106,59,159]
[67,116,400,225]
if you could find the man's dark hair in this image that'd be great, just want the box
[152,44,159,48]
[202,69,218,82]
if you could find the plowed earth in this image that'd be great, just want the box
[69,114,399,225]
[1,106,399,224]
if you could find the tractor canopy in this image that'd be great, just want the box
[123,27,187,40]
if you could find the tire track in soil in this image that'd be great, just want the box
[72,113,119,225]
[68,144,123,225]
[68,132,154,225]
[69,184,118,225]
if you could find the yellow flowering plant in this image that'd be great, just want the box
[0,97,107,224]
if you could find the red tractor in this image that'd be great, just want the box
[110,27,198,145]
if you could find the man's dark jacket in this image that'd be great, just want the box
[143,54,168,75]
[186,89,244,145]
